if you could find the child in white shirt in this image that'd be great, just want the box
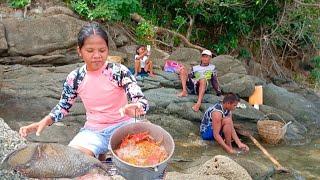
[134,45,155,77]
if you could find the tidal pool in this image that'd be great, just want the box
[169,136,320,180]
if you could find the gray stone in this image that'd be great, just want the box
[166,102,203,122]
[2,15,86,56]
[114,34,129,47]
[143,88,181,109]
[213,55,247,76]
[168,47,200,68]
[263,83,320,135]
[43,6,77,17]
[258,104,309,145]
[220,74,255,98]
[233,158,274,180]
[147,114,199,138]
[166,172,227,180]
[0,23,8,54]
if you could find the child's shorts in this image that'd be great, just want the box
[68,119,135,157]
[200,125,223,141]
[201,125,215,140]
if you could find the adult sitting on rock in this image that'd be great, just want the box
[177,50,222,112]
[200,93,249,154]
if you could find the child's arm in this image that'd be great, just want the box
[135,51,148,60]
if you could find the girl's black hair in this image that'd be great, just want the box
[222,92,240,103]
[77,22,109,49]
[136,45,146,54]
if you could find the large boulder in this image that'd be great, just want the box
[213,55,247,76]
[168,47,200,67]
[2,14,86,56]
[263,83,320,135]
[0,63,86,130]
[219,73,255,98]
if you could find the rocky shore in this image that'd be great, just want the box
[0,2,319,179]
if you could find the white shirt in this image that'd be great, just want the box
[134,55,148,68]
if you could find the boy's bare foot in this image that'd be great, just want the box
[192,103,201,112]
[148,72,155,77]
[177,91,188,97]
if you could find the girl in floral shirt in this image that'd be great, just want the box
[19,22,148,160]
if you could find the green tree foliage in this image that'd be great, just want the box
[8,0,30,8]
[141,0,319,57]
[135,21,155,45]
[70,0,141,21]
[69,0,319,80]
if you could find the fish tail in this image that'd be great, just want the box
[0,145,29,170]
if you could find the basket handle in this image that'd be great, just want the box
[259,113,286,124]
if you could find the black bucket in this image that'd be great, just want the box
[109,122,175,180]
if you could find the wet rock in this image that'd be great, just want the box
[233,158,275,180]
[166,171,227,180]
[259,105,309,145]
[263,83,320,136]
[147,114,199,138]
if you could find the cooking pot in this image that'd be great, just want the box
[110,122,175,180]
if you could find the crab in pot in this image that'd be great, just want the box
[115,131,168,166]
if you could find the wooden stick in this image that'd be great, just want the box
[248,135,289,173]
[234,124,289,173]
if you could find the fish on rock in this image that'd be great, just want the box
[1,143,110,178]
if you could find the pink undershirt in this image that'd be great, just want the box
[77,63,130,131]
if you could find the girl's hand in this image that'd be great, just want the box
[19,116,53,138]
[120,103,145,118]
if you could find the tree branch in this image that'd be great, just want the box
[293,0,320,8]
[131,13,205,51]
[186,14,194,40]
[155,27,205,51]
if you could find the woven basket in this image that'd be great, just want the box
[257,113,286,145]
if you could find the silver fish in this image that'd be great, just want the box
[1,143,109,178]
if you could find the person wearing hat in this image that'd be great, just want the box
[177,49,222,112]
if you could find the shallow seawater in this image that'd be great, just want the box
[168,136,320,180]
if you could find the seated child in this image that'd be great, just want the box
[134,45,155,77]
